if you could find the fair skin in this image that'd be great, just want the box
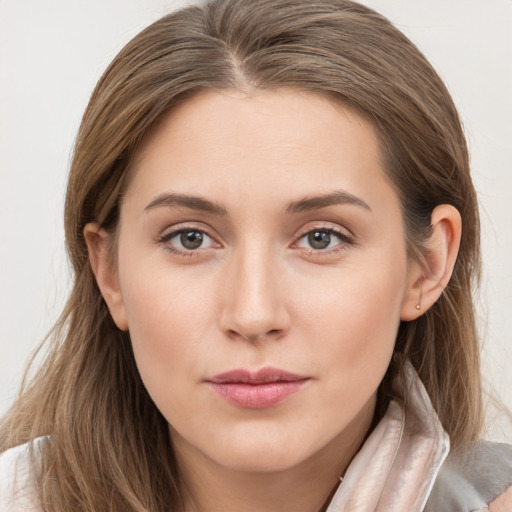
[85,89,461,512]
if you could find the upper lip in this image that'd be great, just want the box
[208,367,309,384]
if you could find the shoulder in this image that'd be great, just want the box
[425,440,512,512]
[0,437,45,512]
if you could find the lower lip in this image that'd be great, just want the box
[208,380,308,409]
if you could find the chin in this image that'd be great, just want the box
[198,424,331,474]
[214,446,311,473]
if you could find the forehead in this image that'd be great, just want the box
[124,88,397,216]
[134,88,378,160]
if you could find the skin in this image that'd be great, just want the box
[85,89,461,512]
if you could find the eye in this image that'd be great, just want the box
[296,228,350,251]
[178,230,206,250]
[159,228,217,253]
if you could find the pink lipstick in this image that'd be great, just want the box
[207,367,309,409]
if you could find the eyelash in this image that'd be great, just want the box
[156,225,355,258]
[156,225,215,257]
[293,226,355,257]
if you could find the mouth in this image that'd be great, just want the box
[206,367,310,409]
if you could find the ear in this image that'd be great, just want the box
[401,205,462,321]
[84,223,128,331]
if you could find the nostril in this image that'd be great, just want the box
[225,327,284,343]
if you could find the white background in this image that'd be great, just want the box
[1,0,511,439]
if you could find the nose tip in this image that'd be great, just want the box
[219,253,291,343]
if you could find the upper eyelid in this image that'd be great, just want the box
[159,222,215,238]
[159,228,217,246]
[293,222,354,239]
[295,229,352,245]
[159,228,210,242]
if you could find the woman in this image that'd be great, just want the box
[1,0,511,510]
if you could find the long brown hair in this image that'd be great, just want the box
[1,1,482,510]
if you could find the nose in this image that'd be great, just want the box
[218,242,291,343]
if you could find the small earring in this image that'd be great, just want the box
[415,287,423,310]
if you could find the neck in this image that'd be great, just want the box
[172,398,375,512]
[181,460,341,512]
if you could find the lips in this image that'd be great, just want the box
[207,367,310,409]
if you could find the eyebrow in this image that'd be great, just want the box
[284,190,371,214]
[144,193,228,216]
[144,189,371,216]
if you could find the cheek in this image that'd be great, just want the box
[117,262,216,415]
[298,260,405,342]
[293,257,406,396]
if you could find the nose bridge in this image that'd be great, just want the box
[220,238,288,341]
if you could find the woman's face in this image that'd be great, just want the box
[108,90,416,473]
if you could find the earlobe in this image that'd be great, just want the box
[401,205,462,321]
[84,223,128,331]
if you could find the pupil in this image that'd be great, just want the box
[181,231,203,249]
[308,231,330,249]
